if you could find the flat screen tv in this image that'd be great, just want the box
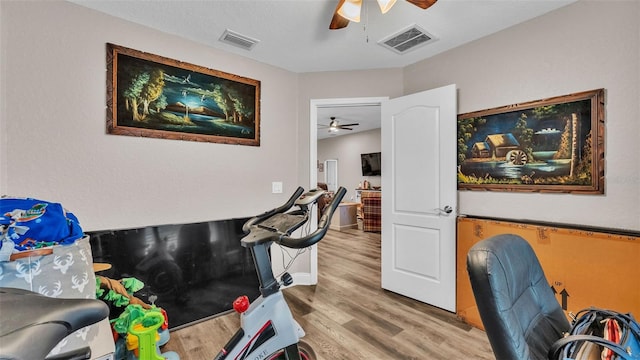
[361,152,381,176]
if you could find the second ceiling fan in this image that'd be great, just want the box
[330,0,438,30]
[321,117,360,133]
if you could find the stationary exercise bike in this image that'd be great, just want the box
[213,185,345,360]
[0,186,346,360]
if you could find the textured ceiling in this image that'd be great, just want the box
[70,0,576,73]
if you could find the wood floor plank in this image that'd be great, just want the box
[285,286,355,326]
[299,311,388,359]
[162,228,495,359]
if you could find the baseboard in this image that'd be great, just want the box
[290,272,316,286]
[332,223,358,231]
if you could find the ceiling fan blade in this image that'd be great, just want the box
[406,0,437,10]
[339,123,359,127]
[329,0,350,29]
[340,127,354,130]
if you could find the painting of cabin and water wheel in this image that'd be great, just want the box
[457,89,604,194]
[107,43,260,146]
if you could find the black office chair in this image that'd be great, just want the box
[467,234,571,360]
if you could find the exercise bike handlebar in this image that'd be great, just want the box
[242,186,347,249]
[278,186,346,249]
[242,187,305,234]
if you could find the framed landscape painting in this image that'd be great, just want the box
[107,43,260,146]
[457,89,605,194]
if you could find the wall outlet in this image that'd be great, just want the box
[272,181,283,194]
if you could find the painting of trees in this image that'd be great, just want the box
[512,113,534,161]
[457,116,486,165]
[107,43,260,146]
[122,71,149,121]
[555,119,572,159]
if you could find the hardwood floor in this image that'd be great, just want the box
[162,229,495,359]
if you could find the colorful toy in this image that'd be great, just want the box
[95,274,178,360]
[96,276,151,310]
[128,312,178,360]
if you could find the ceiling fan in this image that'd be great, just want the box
[330,0,438,30]
[319,117,360,133]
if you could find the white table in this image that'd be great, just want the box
[330,202,359,231]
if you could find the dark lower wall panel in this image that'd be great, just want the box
[88,217,260,330]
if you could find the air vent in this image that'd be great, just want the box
[378,25,436,54]
[219,29,260,51]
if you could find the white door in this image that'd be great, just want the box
[381,84,457,312]
[324,159,338,192]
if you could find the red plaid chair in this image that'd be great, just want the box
[362,196,382,232]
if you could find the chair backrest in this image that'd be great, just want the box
[467,234,570,360]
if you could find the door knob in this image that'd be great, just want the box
[440,206,453,214]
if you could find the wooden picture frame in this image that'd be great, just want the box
[106,43,260,146]
[457,89,605,194]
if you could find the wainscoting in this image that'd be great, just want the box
[457,216,640,330]
[88,218,260,329]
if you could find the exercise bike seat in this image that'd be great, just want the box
[0,287,109,360]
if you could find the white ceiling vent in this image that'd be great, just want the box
[378,25,436,54]
[219,29,259,51]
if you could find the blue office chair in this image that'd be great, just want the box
[467,234,570,360]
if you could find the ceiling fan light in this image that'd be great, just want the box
[337,0,362,23]
[376,0,398,14]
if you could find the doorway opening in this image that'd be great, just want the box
[310,97,387,188]
[309,96,387,283]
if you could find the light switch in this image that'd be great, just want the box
[272,181,283,194]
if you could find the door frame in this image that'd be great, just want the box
[309,96,388,283]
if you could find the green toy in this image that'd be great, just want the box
[128,312,165,360]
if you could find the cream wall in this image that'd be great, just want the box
[403,0,640,231]
[0,1,300,231]
[0,2,403,284]
[318,129,382,201]
[2,0,638,234]
[0,2,6,194]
